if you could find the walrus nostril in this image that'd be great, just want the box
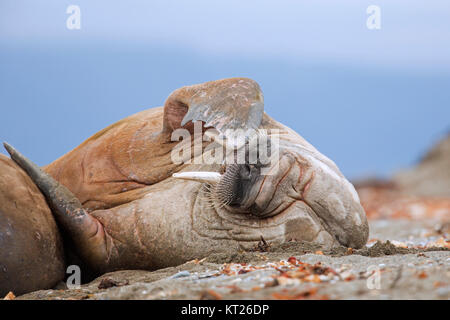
[241,164,252,179]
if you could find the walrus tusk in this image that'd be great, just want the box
[172,172,222,184]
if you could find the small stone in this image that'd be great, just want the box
[437,287,450,298]
[170,270,191,279]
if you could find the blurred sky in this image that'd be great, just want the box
[0,0,449,179]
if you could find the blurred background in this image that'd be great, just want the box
[1,0,449,180]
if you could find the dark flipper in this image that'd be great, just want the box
[3,142,116,272]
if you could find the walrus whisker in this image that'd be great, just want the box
[197,184,219,209]
[173,171,235,209]
[200,182,229,209]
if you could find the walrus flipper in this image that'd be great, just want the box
[164,77,264,133]
[3,142,117,272]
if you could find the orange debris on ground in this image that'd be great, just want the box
[272,287,329,300]
[3,291,15,300]
[356,185,450,221]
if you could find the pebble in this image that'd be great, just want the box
[437,287,450,298]
[170,270,191,279]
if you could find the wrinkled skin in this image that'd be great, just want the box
[0,155,65,296]
[3,78,368,283]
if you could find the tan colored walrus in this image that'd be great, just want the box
[2,78,368,289]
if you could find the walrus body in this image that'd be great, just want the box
[1,78,368,293]
[0,155,65,296]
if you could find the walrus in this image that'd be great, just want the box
[0,155,65,296]
[2,78,368,291]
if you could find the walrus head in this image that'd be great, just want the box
[175,150,368,249]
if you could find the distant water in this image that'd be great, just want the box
[1,44,449,179]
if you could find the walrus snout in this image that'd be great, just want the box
[172,163,264,211]
[172,146,369,248]
[215,163,264,210]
